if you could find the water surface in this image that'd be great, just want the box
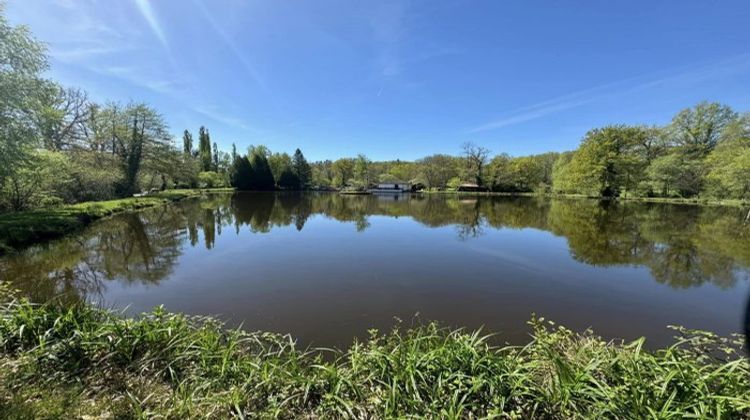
[2,192,749,349]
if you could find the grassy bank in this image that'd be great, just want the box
[420,190,750,207]
[0,189,234,255]
[0,286,747,418]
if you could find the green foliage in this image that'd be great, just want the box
[198,126,212,172]
[418,154,459,189]
[670,101,738,157]
[0,291,746,418]
[353,154,371,188]
[292,148,312,189]
[229,156,254,191]
[277,167,301,190]
[0,7,51,187]
[705,115,750,199]
[248,149,275,190]
[198,171,228,189]
[268,151,292,185]
[182,129,193,156]
[646,151,704,197]
[0,190,205,254]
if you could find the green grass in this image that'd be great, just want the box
[0,189,234,255]
[0,285,747,419]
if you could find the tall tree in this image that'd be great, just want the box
[198,126,212,171]
[292,148,312,189]
[248,148,275,190]
[182,130,193,156]
[229,155,254,190]
[670,102,738,157]
[353,154,371,188]
[461,142,490,186]
[0,7,50,187]
[332,158,355,187]
[231,143,237,161]
[268,152,292,184]
[212,142,219,171]
[418,154,458,189]
[561,125,647,197]
[97,103,170,196]
[38,87,90,151]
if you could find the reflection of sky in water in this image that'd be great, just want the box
[1,193,749,349]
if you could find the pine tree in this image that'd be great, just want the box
[229,155,254,190]
[248,149,275,190]
[277,167,300,190]
[231,143,237,161]
[182,130,193,156]
[292,148,312,189]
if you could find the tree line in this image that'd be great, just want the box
[1,6,748,212]
[310,104,749,200]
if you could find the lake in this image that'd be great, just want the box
[1,192,749,349]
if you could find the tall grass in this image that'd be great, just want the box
[0,284,747,418]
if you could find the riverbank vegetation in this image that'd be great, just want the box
[3,6,749,216]
[0,285,747,418]
[309,106,750,200]
[0,189,224,255]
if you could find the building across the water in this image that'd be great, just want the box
[369,181,412,193]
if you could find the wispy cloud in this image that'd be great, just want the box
[191,105,258,132]
[370,2,407,79]
[468,53,750,133]
[134,0,169,49]
[190,0,272,97]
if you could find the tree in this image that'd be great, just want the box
[332,158,355,187]
[418,154,458,189]
[277,167,300,190]
[0,7,50,188]
[353,154,371,188]
[229,155,254,190]
[461,142,490,186]
[198,126,212,171]
[231,143,237,161]
[561,126,647,197]
[182,130,193,156]
[551,151,576,194]
[646,152,704,197]
[704,114,750,198]
[86,103,171,196]
[268,152,292,185]
[292,148,312,189]
[212,142,219,171]
[670,102,738,157]
[38,86,90,151]
[248,148,275,190]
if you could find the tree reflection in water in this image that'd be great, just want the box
[1,192,748,303]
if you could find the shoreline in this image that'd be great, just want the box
[416,190,750,207]
[0,188,234,256]
[0,288,746,418]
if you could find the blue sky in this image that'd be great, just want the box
[7,0,750,161]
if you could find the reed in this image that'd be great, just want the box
[0,284,747,418]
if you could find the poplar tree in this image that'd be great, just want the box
[198,126,212,171]
[182,130,193,156]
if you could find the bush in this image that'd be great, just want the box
[197,171,228,188]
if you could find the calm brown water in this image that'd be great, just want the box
[2,192,749,349]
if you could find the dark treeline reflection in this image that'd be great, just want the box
[1,193,749,303]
